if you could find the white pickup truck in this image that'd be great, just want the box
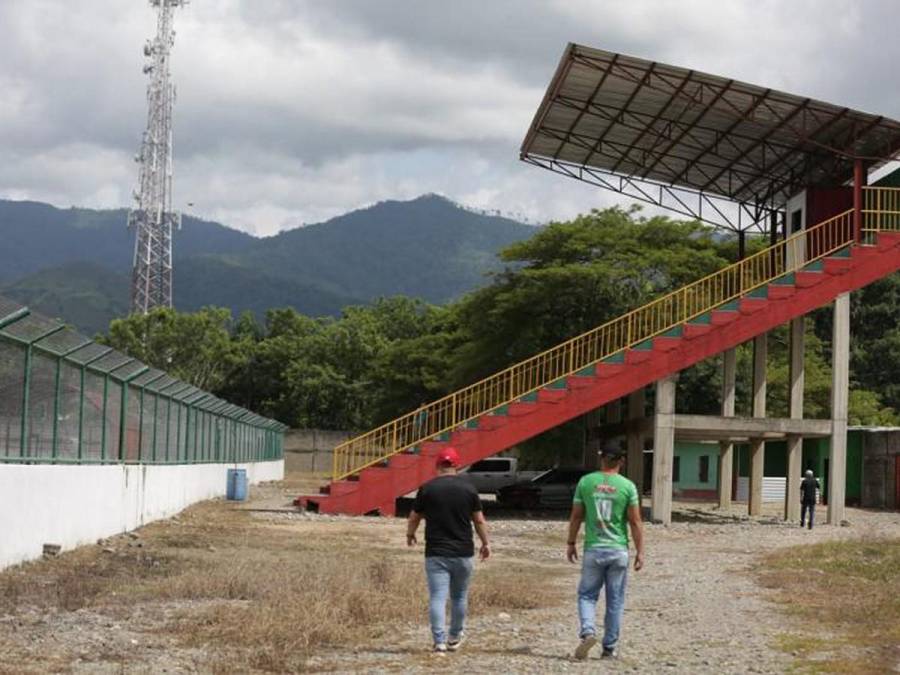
[460,457,544,494]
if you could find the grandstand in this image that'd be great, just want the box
[297,44,900,525]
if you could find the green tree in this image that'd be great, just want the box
[102,307,240,391]
[448,206,734,385]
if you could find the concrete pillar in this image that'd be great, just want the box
[651,376,676,525]
[718,349,736,510]
[829,294,850,524]
[749,334,767,516]
[749,439,765,516]
[606,399,622,425]
[626,388,645,492]
[582,407,603,469]
[785,316,805,521]
[753,334,767,416]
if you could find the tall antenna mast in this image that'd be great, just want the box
[128,0,187,314]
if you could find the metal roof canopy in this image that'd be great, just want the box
[521,44,900,233]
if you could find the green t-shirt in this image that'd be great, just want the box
[573,471,639,550]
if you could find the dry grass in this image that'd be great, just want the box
[158,548,554,671]
[0,486,558,672]
[759,537,900,674]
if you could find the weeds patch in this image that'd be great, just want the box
[759,537,900,674]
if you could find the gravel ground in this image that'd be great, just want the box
[2,477,897,674]
[309,501,900,674]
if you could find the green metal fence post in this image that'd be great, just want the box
[188,394,211,462]
[198,409,204,462]
[176,402,182,462]
[100,375,109,461]
[50,357,61,461]
[116,365,147,462]
[109,360,140,462]
[79,347,113,461]
[52,339,91,462]
[20,324,66,459]
[141,373,167,462]
[164,396,172,462]
[160,382,192,462]
[78,366,84,460]
[137,387,144,461]
[20,345,32,459]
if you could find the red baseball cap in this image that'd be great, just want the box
[436,447,461,468]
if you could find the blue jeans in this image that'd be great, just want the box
[425,556,474,644]
[801,502,815,529]
[577,547,629,650]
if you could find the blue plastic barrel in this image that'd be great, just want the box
[226,468,248,501]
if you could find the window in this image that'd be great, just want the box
[699,455,710,483]
[469,459,510,473]
[791,209,803,233]
[673,456,681,483]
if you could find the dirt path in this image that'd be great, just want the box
[1,478,898,673]
[310,502,900,674]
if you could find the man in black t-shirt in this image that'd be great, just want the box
[407,447,491,653]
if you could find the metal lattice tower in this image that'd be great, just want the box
[128,0,187,314]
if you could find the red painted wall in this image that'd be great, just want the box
[807,187,853,225]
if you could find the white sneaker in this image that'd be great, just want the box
[433,643,448,654]
[448,633,465,652]
[574,635,597,660]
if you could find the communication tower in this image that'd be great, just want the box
[128,0,187,314]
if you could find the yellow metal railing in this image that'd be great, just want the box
[332,188,899,480]
[863,185,900,234]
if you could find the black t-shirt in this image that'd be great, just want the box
[800,476,820,504]
[413,475,482,558]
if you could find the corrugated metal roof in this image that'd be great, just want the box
[522,44,900,210]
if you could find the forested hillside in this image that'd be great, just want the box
[0,195,536,333]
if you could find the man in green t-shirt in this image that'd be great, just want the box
[566,442,644,660]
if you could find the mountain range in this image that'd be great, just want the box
[0,195,537,334]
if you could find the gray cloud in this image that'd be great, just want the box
[0,1,898,235]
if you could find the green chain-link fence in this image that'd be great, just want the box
[0,295,286,464]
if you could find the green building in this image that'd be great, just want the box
[669,431,865,505]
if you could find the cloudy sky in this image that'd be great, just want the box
[1,1,899,236]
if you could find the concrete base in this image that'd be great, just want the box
[0,459,284,570]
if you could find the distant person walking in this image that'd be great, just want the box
[567,443,644,661]
[406,447,490,654]
[800,469,820,529]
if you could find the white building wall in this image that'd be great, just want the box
[0,459,283,570]
[736,476,786,503]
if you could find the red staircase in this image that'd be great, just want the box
[297,226,900,516]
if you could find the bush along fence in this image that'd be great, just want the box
[0,295,286,465]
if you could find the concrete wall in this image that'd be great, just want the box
[284,428,351,472]
[0,459,284,570]
[861,429,900,510]
[673,441,719,497]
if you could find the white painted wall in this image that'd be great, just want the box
[736,476,786,503]
[785,189,808,268]
[735,476,821,506]
[0,459,283,570]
